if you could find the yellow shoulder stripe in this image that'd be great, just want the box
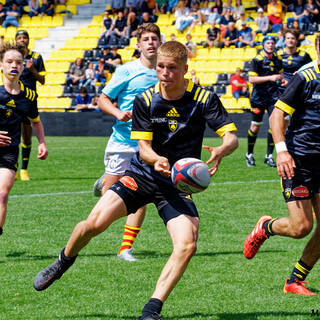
[154,83,160,93]
[202,91,210,104]
[216,123,237,137]
[306,69,316,80]
[142,92,150,106]
[186,79,194,92]
[193,87,201,101]
[130,131,153,140]
[248,71,258,76]
[275,100,295,115]
[197,89,206,102]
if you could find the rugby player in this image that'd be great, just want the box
[246,35,286,167]
[15,30,46,181]
[0,42,48,236]
[93,23,161,262]
[33,41,238,320]
[243,34,320,296]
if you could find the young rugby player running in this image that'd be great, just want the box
[244,34,320,296]
[0,42,47,236]
[33,41,238,320]
[93,23,161,261]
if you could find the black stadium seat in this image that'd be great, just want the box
[217,73,229,85]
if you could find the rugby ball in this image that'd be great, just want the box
[171,158,210,194]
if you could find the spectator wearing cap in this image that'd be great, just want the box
[255,8,269,34]
[230,68,249,99]
[39,0,54,16]
[221,21,240,48]
[238,20,257,47]
[2,2,21,28]
[75,87,93,112]
[206,20,220,47]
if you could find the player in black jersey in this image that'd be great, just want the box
[246,35,287,168]
[15,30,46,181]
[33,41,238,320]
[244,34,320,296]
[278,29,312,84]
[0,42,48,236]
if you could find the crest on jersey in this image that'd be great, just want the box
[169,120,177,132]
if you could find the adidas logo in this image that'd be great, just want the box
[166,108,180,117]
[6,99,16,108]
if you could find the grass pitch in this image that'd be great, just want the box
[0,137,318,320]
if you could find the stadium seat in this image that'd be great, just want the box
[215,84,226,96]
[217,73,229,85]
[63,85,73,97]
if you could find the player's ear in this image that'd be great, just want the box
[184,63,188,75]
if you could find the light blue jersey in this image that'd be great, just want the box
[102,59,158,146]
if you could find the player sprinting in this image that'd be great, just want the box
[243,34,320,296]
[33,41,238,320]
[246,35,287,168]
[15,30,46,181]
[93,23,161,262]
[0,42,48,236]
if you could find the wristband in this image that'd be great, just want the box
[275,141,287,153]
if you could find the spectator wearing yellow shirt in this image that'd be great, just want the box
[267,0,283,32]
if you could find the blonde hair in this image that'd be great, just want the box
[157,41,188,65]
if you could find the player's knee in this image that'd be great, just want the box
[291,222,313,239]
[77,220,103,238]
[0,190,9,205]
[175,241,197,259]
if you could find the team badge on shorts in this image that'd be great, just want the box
[284,188,291,199]
[120,176,138,191]
[292,185,309,198]
[169,120,178,132]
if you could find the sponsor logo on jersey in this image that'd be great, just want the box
[169,119,178,132]
[120,176,138,191]
[292,185,309,198]
[151,117,167,123]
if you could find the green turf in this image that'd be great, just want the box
[0,137,318,320]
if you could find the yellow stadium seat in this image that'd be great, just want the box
[244,47,257,60]
[5,27,17,40]
[220,48,233,60]
[238,98,251,110]
[0,27,5,36]
[46,73,66,85]
[52,15,64,27]
[232,48,245,60]
[91,15,102,26]
[30,15,42,27]
[55,4,66,14]
[156,14,171,26]
[222,85,233,98]
[19,15,31,27]
[66,5,77,15]
[41,15,53,27]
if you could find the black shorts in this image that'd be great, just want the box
[250,104,274,123]
[22,117,31,125]
[109,170,199,225]
[0,146,19,171]
[281,155,320,202]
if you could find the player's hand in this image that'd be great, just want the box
[0,131,11,147]
[37,143,48,160]
[154,157,171,177]
[116,110,132,122]
[26,58,34,69]
[270,74,282,82]
[281,79,288,87]
[276,151,295,179]
[202,145,221,176]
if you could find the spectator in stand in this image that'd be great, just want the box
[39,0,54,16]
[230,67,250,99]
[255,0,268,12]
[207,7,221,24]
[235,11,247,29]
[219,7,235,38]
[109,10,127,44]
[0,4,6,25]
[167,0,178,12]
[281,0,294,13]
[238,21,257,47]
[206,20,220,47]
[111,0,125,14]
[169,33,177,41]
[275,26,285,49]
[107,46,122,66]
[185,34,196,58]
[28,0,40,17]
[66,57,86,87]
[141,0,156,19]
[255,8,269,34]
[126,11,139,38]
[188,1,208,32]
[102,47,117,73]
[88,96,101,112]
[94,58,108,85]
[190,69,200,85]
[2,2,21,28]
[223,0,234,13]
[83,62,95,88]
[200,0,212,20]
[139,11,155,25]
[233,0,245,20]
[267,0,283,32]
[221,22,240,48]
[101,10,113,38]
[286,0,306,28]
[174,0,194,32]
[302,0,319,30]
[155,0,168,14]
[75,87,92,112]
[292,20,310,45]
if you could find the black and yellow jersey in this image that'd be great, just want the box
[278,48,312,83]
[0,82,39,146]
[249,52,283,107]
[129,80,237,181]
[20,50,45,91]
[275,64,320,156]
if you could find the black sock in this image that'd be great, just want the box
[142,298,163,317]
[288,259,312,284]
[21,143,32,170]
[59,248,77,265]
[0,227,2,235]
[263,218,276,237]
[248,129,257,154]
[267,129,274,155]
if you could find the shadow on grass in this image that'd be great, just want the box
[217,311,312,319]
[5,251,58,260]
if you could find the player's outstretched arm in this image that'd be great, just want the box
[138,140,171,177]
[31,120,48,160]
[270,107,295,179]
[203,131,238,176]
